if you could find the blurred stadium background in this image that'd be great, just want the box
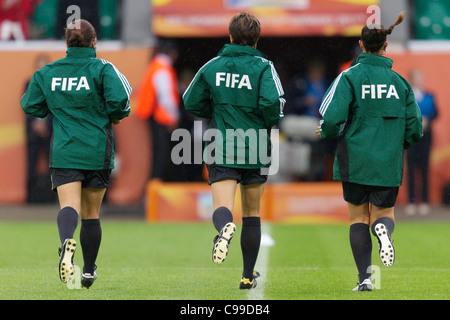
[0,0,449,223]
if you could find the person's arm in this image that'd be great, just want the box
[102,62,132,122]
[21,72,49,118]
[318,73,353,139]
[259,62,285,127]
[182,68,213,119]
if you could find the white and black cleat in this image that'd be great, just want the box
[212,222,236,264]
[374,223,395,267]
[81,265,97,289]
[352,278,373,292]
[58,239,76,284]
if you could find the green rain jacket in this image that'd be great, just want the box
[319,53,423,187]
[21,47,131,170]
[183,44,285,169]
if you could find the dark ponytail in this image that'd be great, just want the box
[361,12,404,53]
[65,19,97,48]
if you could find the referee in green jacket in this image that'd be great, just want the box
[183,12,284,289]
[317,13,422,291]
[21,19,131,288]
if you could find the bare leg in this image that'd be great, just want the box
[57,181,82,213]
[80,188,106,220]
[240,183,264,218]
[211,179,237,212]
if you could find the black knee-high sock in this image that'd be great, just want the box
[241,217,261,279]
[349,223,372,282]
[57,207,78,245]
[371,217,395,236]
[212,206,233,232]
[80,219,102,274]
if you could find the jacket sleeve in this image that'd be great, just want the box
[102,62,132,120]
[318,73,353,139]
[21,72,49,118]
[182,70,212,119]
[404,87,423,149]
[259,62,285,127]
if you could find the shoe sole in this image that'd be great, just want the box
[213,223,236,264]
[59,239,76,283]
[374,223,394,267]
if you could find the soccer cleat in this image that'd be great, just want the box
[58,239,76,284]
[239,271,260,290]
[81,265,97,289]
[352,278,373,291]
[374,223,395,267]
[212,222,236,264]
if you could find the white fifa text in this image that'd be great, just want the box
[361,84,399,99]
[51,76,90,91]
[216,72,252,90]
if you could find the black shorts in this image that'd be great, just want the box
[50,168,111,190]
[207,164,268,185]
[342,181,399,208]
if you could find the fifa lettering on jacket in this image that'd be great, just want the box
[215,72,252,89]
[51,76,90,91]
[361,84,399,99]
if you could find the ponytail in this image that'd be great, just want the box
[361,12,404,53]
[382,12,404,36]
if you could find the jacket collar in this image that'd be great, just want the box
[352,52,393,69]
[66,47,96,59]
[218,43,267,58]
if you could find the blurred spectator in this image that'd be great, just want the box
[279,60,332,181]
[405,69,438,215]
[284,74,306,116]
[284,60,328,117]
[304,60,334,181]
[25,53,55,203]
[303,60,329,118]
[0,0,40,40]
[169,68,205,182]
[340,45,361,72]
[135,39,180,181]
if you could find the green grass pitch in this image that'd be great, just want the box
[0,220,448,300]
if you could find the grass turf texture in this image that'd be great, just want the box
[0,221,448,300]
